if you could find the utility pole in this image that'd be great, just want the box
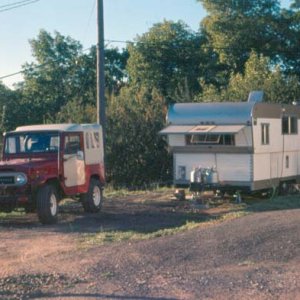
[97,0,106,138]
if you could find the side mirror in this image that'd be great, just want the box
[77,150,84,161]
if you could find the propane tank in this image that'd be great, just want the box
[190,167,196,183]
[210,166,219,184]
[201,168,209,184]
[203,166,219,184]
[190,167,202,183]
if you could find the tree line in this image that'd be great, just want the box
[0,0,300,187]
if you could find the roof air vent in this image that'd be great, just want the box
[248,91,264,103]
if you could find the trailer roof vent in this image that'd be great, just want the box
[248,91,264,103]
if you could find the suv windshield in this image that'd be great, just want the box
[5,132,60,154]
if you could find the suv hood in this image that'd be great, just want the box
[0,157,55,172]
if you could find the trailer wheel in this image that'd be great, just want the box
[36,184,59,224]
[81,178,103,213]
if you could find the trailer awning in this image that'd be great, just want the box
[209,125,245,133]
[159,125,195,134]
[159,125,245,135]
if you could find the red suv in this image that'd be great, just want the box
[0,124,105,224]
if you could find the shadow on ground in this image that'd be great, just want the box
[0,191,299,237]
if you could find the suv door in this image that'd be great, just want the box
[63,133,86,187]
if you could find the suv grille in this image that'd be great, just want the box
[0,176,15,185]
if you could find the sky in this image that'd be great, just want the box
[0,0,292,88]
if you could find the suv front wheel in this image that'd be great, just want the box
[36,184,59,224]
[81,178,103,213]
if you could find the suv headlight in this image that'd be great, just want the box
[15,174,27,185]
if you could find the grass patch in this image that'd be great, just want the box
[248,194,300,212]
[82,221,202,246]
[0,209,25,219]
[81,194,300,247]
[81,210,250,247]
[104,185,173,198]
[218,210,250,221]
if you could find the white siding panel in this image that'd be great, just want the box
[253,154,271,181]
[175,153,251,182]
[270,153,281,179]
[255,152,299,181]
[216,154,251,182]
[284,152,298,177]
[175,153,215,180]
[253,118,300,153]
[168,135,186,147]
[253,118,281,153]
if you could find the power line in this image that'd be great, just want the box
[0,0,39,13]
[81,0,96,45]
[0,70,23,80]
[0,0,35,9]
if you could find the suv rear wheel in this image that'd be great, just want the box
[36,184,59,224]
[81,178,103,213]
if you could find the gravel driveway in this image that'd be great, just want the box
[0,191,299,299]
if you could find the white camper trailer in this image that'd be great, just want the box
[159,92,300,194]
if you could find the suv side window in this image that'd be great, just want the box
[64,134,81,155]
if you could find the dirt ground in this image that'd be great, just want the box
[0,191,299,300]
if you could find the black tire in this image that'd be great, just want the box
[36,184,59,224]
[80,178,103,213]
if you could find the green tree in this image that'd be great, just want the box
[20,30,129,124]
[0,83,23,132]
[21,30,84,123]
[127,20,208,104]
[199,0,282,72]
[105,47,129,98]
[279,1,300,77]
[106,87,171,187]
[197,52,300,103]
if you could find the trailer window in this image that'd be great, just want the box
[186,134,235,145]
[177,166,186,180]
[285,155,289,168]
[282,116,298,135]
[290,117,298,134]
[261,124,269,145]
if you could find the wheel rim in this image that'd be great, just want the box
[50,193,57,216]
[92,185,101,207]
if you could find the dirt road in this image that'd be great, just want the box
[0,191,299,299]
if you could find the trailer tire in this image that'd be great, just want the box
[36,184,59,224]
[81,178,103,213]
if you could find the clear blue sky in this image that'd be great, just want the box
[0,0,292,87]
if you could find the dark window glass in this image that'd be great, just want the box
[290,117,298,134]
[261,124,269,145]
[5,132,59,154]
[187,134,235,145]
[85,132,90,149]
[285,155,289,168]
[282,116,298,135]
[282,117,289,134]
[64,135,81,154]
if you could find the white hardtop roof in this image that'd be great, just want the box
[14,123,102,132]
